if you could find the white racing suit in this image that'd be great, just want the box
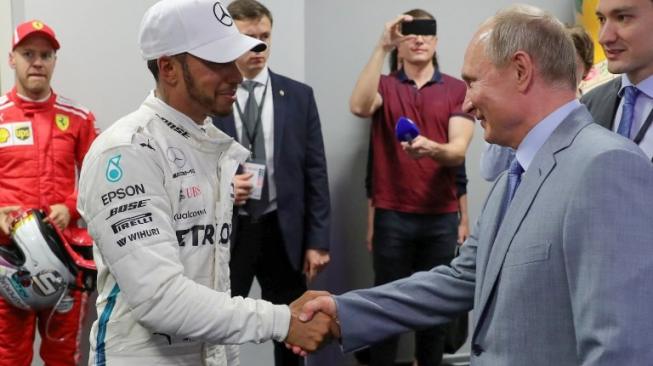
[77,92,290,366]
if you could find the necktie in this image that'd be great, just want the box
[617,86,640,139]
[506,158,524,206]
[240,80,269,219]
[241,80,264,158]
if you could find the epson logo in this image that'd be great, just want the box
[110,213,153,234]
[106,199,150,219]
[157,114,190,139]
[172,168,196,179]
[173,209,206,221]
[101,184,146,205]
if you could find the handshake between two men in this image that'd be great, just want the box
[284,291,340,355]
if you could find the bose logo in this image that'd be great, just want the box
[157,114,190,139]
[106,199,150,220]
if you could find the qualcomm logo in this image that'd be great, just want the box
[106,155,123,182]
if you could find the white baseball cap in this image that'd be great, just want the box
[138,0,266,63]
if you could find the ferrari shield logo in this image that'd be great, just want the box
[55,114,69,131]
[31,21,44,30]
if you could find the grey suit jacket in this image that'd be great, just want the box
[582,77,653,161]
[335,106,653,365]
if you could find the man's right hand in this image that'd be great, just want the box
[299,294,338,324]
[233,173,254,206]
[0,206,20,235]
[286,293,341,356]
[379,14,416,53]
[285,291,336,354]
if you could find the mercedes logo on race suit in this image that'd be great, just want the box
[213,2,233,26]
[166,147,186,169]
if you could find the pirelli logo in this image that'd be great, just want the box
[110,213,153,234]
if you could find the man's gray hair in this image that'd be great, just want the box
[485,4,577,90]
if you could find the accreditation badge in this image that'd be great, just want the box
[243,161,266,200]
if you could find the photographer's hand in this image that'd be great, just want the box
[379,14,415,52]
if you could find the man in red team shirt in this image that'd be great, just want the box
[0,20,97,365]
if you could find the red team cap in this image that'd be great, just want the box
[12,20,60,51]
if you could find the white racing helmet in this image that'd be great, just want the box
[0,209,79,310]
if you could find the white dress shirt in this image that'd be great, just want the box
[235,67,277,212]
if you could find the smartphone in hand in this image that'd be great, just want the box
[401,19,436,36]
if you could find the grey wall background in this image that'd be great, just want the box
[0,1,574,365]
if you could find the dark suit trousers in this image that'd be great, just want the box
[371,209,458,366]
[230,212,307,366]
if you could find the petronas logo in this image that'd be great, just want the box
[106,155,123,182]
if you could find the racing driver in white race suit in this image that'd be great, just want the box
[76,0,332,365]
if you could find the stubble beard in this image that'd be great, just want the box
[180,59,232,118]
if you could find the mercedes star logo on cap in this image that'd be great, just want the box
[213,2,233,26]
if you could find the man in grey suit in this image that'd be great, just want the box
[291,5,653,365]
[581,0,653,160]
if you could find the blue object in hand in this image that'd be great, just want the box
[395,117,420,142]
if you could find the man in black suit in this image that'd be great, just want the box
[581,0,653,160]
[212,1,330,365]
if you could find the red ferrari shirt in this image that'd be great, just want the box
[0,87,97,225]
